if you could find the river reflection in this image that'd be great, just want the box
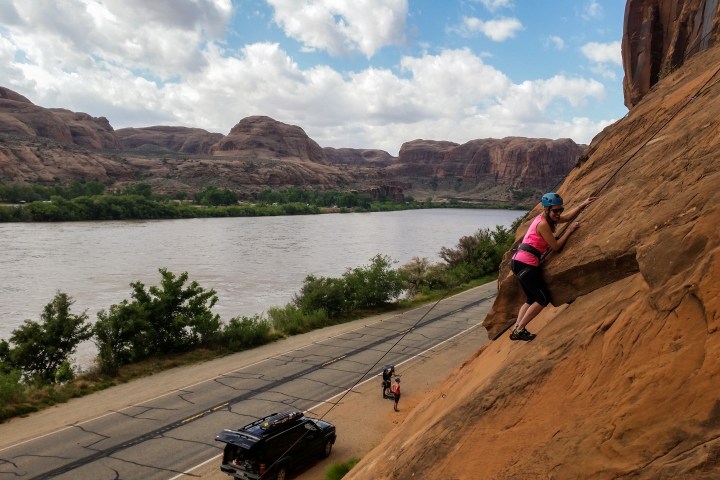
[0,209,524,366]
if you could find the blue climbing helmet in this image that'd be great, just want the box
[541,192,563,207]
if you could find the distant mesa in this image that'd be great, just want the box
[0,86,584,204]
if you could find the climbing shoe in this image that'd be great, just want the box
[509,328,536,341]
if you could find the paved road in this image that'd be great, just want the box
[0,282,497,480]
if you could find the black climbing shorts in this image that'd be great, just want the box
[511,258,551,307]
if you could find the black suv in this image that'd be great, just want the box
[216,410,337,480]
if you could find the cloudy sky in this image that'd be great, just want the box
[0,0,626,155]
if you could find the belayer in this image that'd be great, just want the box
[381,365,396,399]
[509,192,596,341]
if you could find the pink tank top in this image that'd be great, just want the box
[513,214,548,266]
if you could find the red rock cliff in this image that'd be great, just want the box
[346,32,720,480]
[389,137,584,195]
[622,0,720,107]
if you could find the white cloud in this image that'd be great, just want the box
[582,0,603,20]
[478,0,513,12]
[265,0,408,57]
[2,0,233,79]
[458,16,523,42]
[581,40,622,80]
[0,0,616,156]
[581,41,622,65]
[546,35,565,50]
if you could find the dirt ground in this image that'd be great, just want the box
[0,288,491,480]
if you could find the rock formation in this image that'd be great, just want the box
[0,87,120,150]
[346,32,720,480]
[210,115,326,162]
[387,137,584,202]
[0,136,135,184]
[437,137,583,189]
[390,139,459,176]
[622,0,720,107]
[0,88,579,204]
[0,87,74,144]
[115,126,223,154]
[323,147,397,167]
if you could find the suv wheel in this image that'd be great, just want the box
[323,439,333,458]
[275,464,288,480]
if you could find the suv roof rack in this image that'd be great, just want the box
[243,410,304,432]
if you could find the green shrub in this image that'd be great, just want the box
[3,292,92,384]
[94,300,152,374]
[398,257,456,297]
[325,457,360,480]
[0,368,24,405]
[223,315,272,350]
[343,254,404,310]
[268,305,329,335]
[294,275,349,319]
[439,225,515,280]
[54,360,75,383]
[93,269,221,374]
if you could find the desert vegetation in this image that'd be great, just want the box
[0,182,522,222]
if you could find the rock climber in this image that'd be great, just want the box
[509,192,596,341]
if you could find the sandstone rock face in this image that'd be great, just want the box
[0,88,74,144]
[437,137,583,189]
[352,182,410,202]
[115,126,223,154]
[210,115,326,162]
[0,136,135,183]
[346,39,720,480]
[391,139,459,176]
[622,0,720,107]
[49,109,120,150]
[323,147,396,167]
[388,137,583,202]
[0,87,119,149]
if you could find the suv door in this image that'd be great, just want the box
[300,420,326,458]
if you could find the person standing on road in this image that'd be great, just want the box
[509,192,596,341]
[382,365,396,399]
[391,377,401,412]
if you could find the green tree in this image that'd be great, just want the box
[343,254,404,309]
[195,186,238,206]
[94,300,152,374]
[439,225,516,281]
[294,275,349,318]
[93,269,221,372]
[4,292,92,384]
